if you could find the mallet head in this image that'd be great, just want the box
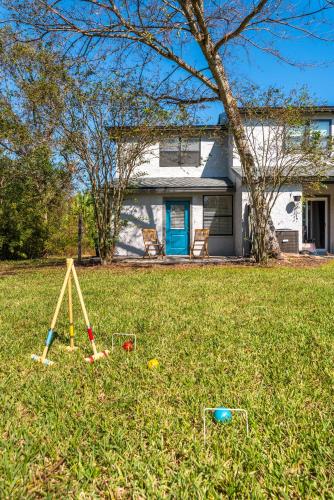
[65,345,79,352]
[84,350,110,363]
[31,354,54,366]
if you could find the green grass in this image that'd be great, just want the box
[0,260,333,498]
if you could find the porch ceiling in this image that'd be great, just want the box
[130,176,235,192]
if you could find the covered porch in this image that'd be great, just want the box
[116,176,236,258]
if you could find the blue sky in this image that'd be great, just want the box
[3,0,333,124]
[199,36,334,123]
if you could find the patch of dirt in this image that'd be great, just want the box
[1,254,332,274]
[83,254,333,272]
[267,254,333,268]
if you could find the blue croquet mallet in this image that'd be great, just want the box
[31,328,56,366]
[31,259,73,366]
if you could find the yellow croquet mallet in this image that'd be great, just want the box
[65,260,78,352]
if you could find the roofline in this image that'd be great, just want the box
[238,105,334,115]
[108,106,334,134]
[107,124,226,134]
[130,186,235,193]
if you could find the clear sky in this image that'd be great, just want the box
[2,0,334,124]
[200,35,334,123]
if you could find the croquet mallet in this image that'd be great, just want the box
[31,258,73,366]
[70,262,110,363]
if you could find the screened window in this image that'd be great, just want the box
[286,125,305,149]
[310,120,331,149]
[286,119,332,150]
[160,137,200,167]
[203,195,233,236]
[160,139,179,167]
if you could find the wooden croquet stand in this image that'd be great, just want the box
[31,258,109,366]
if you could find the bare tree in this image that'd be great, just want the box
[237,88,334,261]
[4,0,334,260]
[61,81,175,264]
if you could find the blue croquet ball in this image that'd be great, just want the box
[213,407,232,423]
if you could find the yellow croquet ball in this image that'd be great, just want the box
[147,358,159,369]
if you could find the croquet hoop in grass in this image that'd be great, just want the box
[203,407,249,445]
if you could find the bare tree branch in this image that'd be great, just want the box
[214,0,270,52]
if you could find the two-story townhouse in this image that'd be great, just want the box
[115,107,334,257]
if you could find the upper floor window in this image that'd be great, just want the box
[160,137,201,167]
[310,119,331,149]
[287,119,332,150]
[287,125,305,149]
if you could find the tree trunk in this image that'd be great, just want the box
[249,201,282,263]
[195,39,281,260]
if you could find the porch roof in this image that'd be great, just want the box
[130,176,235,192]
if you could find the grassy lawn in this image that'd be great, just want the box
[0,260,333,498]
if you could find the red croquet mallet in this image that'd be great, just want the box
[70,263,110,363]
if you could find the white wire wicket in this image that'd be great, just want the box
[111,333,137,351]
[203,407,249,445]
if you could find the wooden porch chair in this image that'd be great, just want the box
[142,228,165,259]
[190,229,210,259]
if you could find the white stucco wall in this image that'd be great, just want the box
[135,133,229,178]
[231,113,334,173]
[116,194,164,256]
[115,192,235,257]
[239,184,303,255]
[231,113,334,255]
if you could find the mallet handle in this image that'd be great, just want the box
[50,259,73,330]
[91,339,98,356]
[41,345,49,363]
[71,263,90,328]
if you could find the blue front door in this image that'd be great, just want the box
[165,200,190,255]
